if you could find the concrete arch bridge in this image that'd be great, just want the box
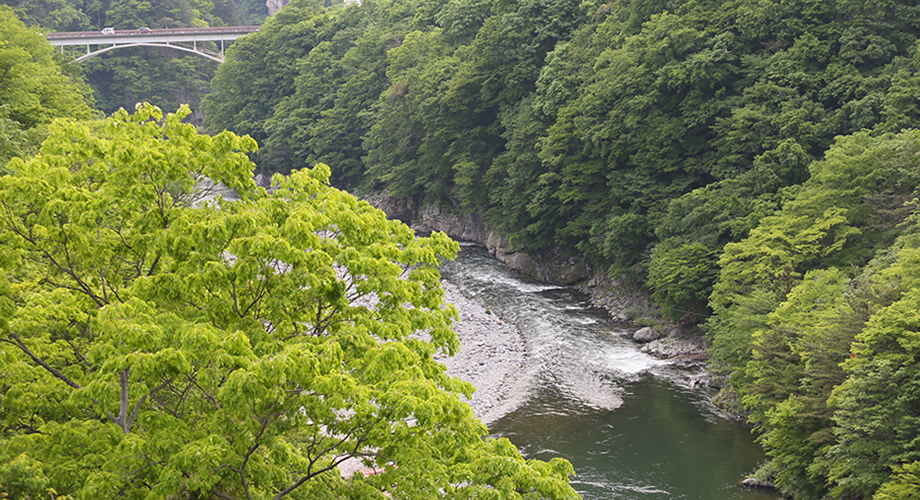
[45,26,260,63]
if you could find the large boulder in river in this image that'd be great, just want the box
[633,327,660,343]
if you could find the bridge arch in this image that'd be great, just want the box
[74,42,224,63]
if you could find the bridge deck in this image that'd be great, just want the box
[46,26,260,46]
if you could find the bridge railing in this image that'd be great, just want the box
[45,26,260,40]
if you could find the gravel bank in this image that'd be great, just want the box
[437,280,529,426]
[339,280,529,478]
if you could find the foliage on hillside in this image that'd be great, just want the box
[0,103,580,500]
[0,5,94,167]
[205,0,920,497]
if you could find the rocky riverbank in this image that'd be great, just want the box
[339,279,530,478]
[579,275,710,363]
[365,191,713,393]
[438,276,713,421]
[437,281,530,425]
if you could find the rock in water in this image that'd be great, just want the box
[633,326,660,343]
[741,478,777,489]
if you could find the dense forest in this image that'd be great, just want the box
[5,0,920,497]
[202,0,920,498]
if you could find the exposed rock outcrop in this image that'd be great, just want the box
[577,273,650,322]
[266,0,287,16]
[640,334,707,359]
[741,478,777,489]
[365,192,591,285]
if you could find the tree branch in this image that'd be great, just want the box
[118,367,130,433]
[3,334,83,389]
[239,407,279,500]
[127,394,147,432]
[272,454,355,500]
[5,334,127,428]
[208,490,236,500]
[312,298,324,336]
[147,254,161,276]
[273,419,380,500]
[188,374,220,409]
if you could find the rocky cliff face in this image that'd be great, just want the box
[266,0,287,17]
[365,192,591,285]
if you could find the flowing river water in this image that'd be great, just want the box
[439,244,780,500]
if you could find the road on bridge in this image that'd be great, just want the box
[45,25,260,40]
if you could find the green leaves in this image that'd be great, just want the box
[647,242,716,321]
[876,461,920,500]
[697,127,920,497]
[0,104,577,499]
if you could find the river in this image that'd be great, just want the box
[439,244,780,500]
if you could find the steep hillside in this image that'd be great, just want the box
[205,0,920,496]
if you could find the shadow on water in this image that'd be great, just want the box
[440,245,780,500]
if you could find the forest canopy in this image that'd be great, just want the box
[8,0,920,495]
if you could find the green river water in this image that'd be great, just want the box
[490,381,780,500]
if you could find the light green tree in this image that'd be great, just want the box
[824,279,920,499]
[0,104,579,500]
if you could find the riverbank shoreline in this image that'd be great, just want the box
[364,192,714,399]
[340,248,731,482]
[437,280,530,425]
[578,275,711,368]
[439,273,712,423]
